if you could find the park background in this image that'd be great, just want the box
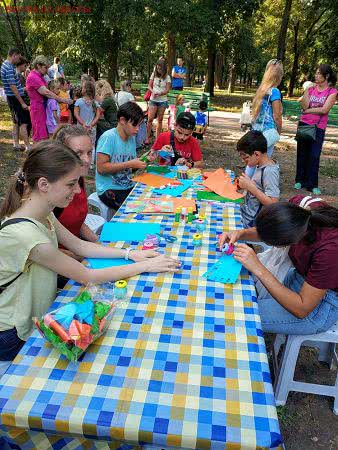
[0,0,338,449]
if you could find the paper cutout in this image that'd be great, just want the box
[154,179,193,197]
[171,198,196,210]
[197,191,243,203]
[133,172,182,188]
[99,222,161,242]
[125,199,174,214]
[203,254,242,284]
[88,258,133,269]
[202,168,243,200]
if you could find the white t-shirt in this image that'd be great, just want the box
[0,215,58,340]
[115,91,135,107]
[151,75,171,102]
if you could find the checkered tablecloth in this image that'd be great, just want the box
[0,182,282,450]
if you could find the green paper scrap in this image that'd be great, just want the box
[95,302,111,320]
[197,191,243,203]
[147,165,171,174]
[74,290,92,304]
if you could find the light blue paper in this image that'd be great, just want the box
[99,222,161,242]
[203,254,242,284]
[153,179,193,197]
[87,258,133,269]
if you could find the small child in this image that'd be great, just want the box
[74,80,101,149]
[46,80,61,136]
[58,78,72,124]
[168,94,190,130]
[236,130,280,228]
[193,100,208,140]
[69,86,82,124]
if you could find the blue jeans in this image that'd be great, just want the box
[258,268,338,335]
[0,328,25,361]
[295,124,325,190]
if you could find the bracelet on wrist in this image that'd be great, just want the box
[124,247,132,260]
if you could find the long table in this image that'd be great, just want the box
[0,182,283,449]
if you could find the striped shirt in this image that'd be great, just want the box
[0,60,24,97]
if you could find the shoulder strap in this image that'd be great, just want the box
[260,166,266,189]
[0,218,38,293]
[170,130,181,164]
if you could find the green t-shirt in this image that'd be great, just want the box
[0,214,58,340]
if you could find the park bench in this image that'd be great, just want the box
[283,98,338,128]
[139,85,212,125]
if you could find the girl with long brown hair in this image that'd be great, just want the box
[0,141,180,370]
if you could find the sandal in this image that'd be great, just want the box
[312,187,321,195]
[294,183,302,190]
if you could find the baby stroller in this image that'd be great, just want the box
[239,101,252,132]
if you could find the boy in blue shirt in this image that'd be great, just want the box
[96,102,146,210]
[193,100,208,140]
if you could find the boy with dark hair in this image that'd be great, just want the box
[150,112,204,168]
[193,100,208,140]
[237,130,280,228]
[96,101,147,210]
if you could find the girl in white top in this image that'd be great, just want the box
[146,61,171,142]
[115,80,135,106]
[0,141,180,369]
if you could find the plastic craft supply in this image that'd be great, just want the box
[155,232,177,243]
[203,254,242,284]
[194,218,206,232]
[177,165,188,179]
[174,207,182,223]
[187,207,194,223]
[114,280,128,300]
[142,240,156,250]
[145,234,160,246]
[193,233,202,247]
[221,243,234,255]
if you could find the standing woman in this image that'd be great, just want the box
[295,64,337,195]
[146,61,171,142]
[249,59,283,177]
[26,56,71,142]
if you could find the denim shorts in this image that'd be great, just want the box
[258,268,338,335]
[149,100,169,109]
[0,328,25,361]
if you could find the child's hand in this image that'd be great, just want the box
[175,158,186,166]
[148,150,158,162]
[129,158,147,170]
[218,230,242,249]
[238,173,256,192]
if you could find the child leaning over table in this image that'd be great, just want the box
[237,130,280,228]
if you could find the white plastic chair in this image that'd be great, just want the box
[84,214,106,234]
[273,321,338,414]
[87,192,112,221]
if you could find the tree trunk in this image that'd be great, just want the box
[12,0,29,57]
[184,52,191,87]
[107,46,119,90]
[227,63,236,94]
[276,0,293,62]
[167,32,176,75]
[207,34,216,96]
[91,60,99,81]
[0,0,21,49]
[288,21,300,96]
[215,52,224,89]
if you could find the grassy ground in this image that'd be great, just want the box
[1,95,338,449]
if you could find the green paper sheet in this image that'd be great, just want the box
[197,191,243,203]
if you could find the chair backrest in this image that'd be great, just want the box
[87,192,110,221]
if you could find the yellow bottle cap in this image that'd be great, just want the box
[115,280,127,288]
[199,214,206,220]
[193,233,202,240]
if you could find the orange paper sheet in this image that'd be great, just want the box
[202,168,244,200]
[155,197,196,211]
[132,173,182,188]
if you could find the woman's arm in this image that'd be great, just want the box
[272,100,282,134]
[303,93,337,115]
[52,109,60,124]
[37,86,71,104]
[29,242,180,285]
[74,106,85,126]
[300,88,310,109]
[234,244,327,318]
[161,82,171,96]
[80,222,99,243]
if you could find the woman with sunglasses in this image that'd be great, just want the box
[26,56,72,143]
[248,59,283,177]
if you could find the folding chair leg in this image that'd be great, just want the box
[274,335,303,406]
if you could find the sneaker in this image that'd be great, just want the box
[312,187,321,195]
[294,182,302,190]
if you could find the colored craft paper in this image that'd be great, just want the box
[203,254,242,284]
[88,258,133,269]
[154,179,193,197]
[202,168,243,200]
[133,172,181,188]
[146,166,171,174]
[197,191,243,203]
[125,199,175,214]
[99,222,161,242]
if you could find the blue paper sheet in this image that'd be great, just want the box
[99,222,161,242]
[87,258,133,269]
[203,254,242,284]
[153,179,193,197]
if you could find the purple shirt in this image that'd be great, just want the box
[46,98,59,133]
[300,86,337,129]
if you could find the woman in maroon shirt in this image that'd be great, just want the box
[219,195,338,335]
[53,125,98,260]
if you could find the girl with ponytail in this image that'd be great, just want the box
[0,141,180,370]
[218,195,338,335]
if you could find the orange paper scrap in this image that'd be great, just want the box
[132,173,182,188]
[202,168,244,200]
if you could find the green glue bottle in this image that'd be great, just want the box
[187,207,194,223]
[174,207,182,224]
